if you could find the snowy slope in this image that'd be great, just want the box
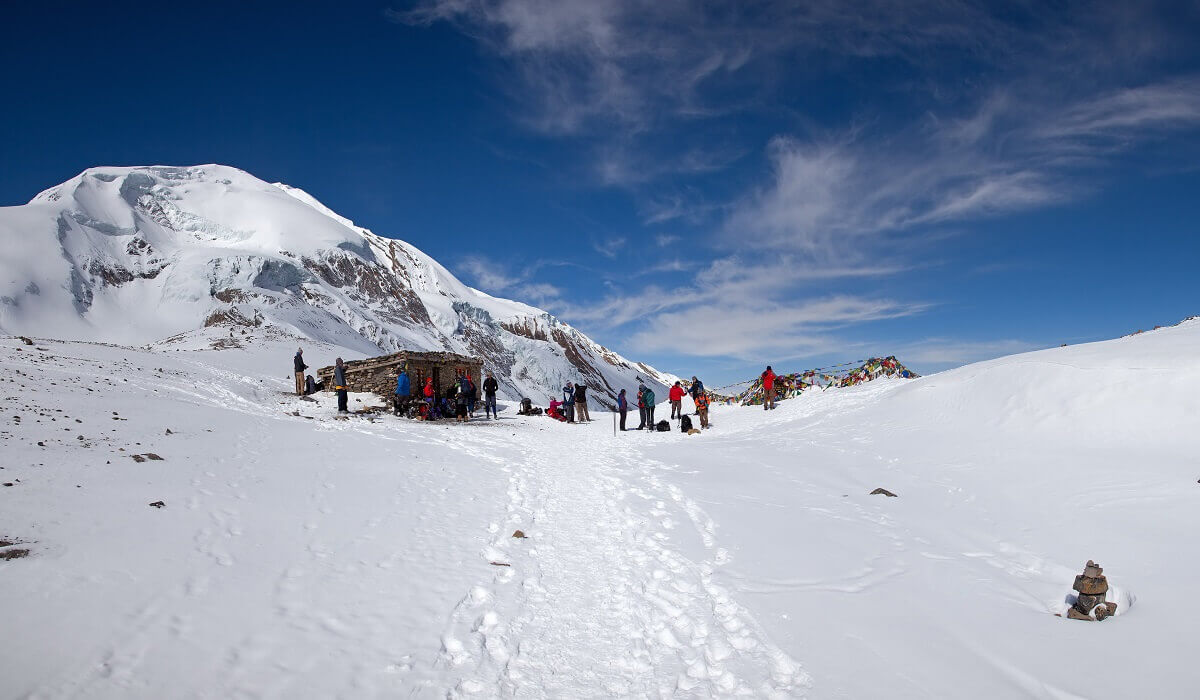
[0,165,679,405]
[2,319,1198,697]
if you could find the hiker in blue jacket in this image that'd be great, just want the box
[617,388,629,431]
[562,382,576,423]
[642,385,657,428]
[394,366,411,416]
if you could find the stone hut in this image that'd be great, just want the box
[316,350,483,401]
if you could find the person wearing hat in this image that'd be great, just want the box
[688,376,705,411]
[423,376,436,420]
[761,365,777,411]
[668,381,685,419]
[293,348,307,396]
[333,357,348,414]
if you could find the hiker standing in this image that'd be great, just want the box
[333,358,348,414]
[668,381,685,419]
[643,385,657,427]
[761,365,777,410]
[394,366,411,416]
[689,376,705,411]
[636,384,647,429]
[293,348,307,396]
[454,376,470,423]
[695,390,711,428]
[562,382,576,423]
[574,382,590,422]
[482,371,499,419]
[617,389,629,431]
[423,377,436,420]
[466,371,478,417]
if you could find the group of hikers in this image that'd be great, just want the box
[293,348,769,433]
[612,375,711,432]
[395,365,500,422]
[545,381,592,422]
[293,348,499,421]
[295,349,351,413]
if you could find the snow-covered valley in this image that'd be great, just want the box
[3,319,1198,698]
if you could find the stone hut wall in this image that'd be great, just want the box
[316,351,482,400]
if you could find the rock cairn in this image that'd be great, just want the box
[1067,560,1118,621]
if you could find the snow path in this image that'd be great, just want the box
[425,421,808,697]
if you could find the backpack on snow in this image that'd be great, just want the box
[679,415,693,432]
[655,420,670,432]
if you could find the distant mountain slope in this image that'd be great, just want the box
[0,165,678,404]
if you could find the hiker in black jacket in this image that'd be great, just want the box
[574,383,591,422]
[293,348,307,396]
[482,371,499,419]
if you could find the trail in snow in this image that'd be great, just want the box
[425,420,808,697]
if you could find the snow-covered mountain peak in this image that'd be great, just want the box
[1,164,679,404]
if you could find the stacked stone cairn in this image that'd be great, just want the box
[1067,560,1118,621]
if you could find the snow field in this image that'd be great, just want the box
[0,336,802,697]
[2,318,1199,698]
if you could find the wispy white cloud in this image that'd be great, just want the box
[591,236,627,259]
[457,255,562,306]
[458,256,523,291]
[556,254,912,350]
[627,295,923,359]
[725,78,1200,257]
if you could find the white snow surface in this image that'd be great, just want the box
[2,319,1198,698]
[0,165,680,405]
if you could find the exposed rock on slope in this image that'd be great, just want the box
[0,165,678,404]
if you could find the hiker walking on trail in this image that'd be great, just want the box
[333,358,348,414]
[643,385,657,427]
[562,382,576,423]
[669,381,686,419]
[394,366,411,416]
[617,388,629,431]
[293,348,307,396]
[574,382,590,422]
[636,384,647,430]
[482,371,499,419]
[761,365,777,410]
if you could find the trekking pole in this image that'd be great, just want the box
[613,408,616,436]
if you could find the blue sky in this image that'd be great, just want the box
[2,1,1199,385]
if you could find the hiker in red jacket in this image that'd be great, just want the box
[762,365,777,411]
[423,377,437,420]
[668,381,686,419]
